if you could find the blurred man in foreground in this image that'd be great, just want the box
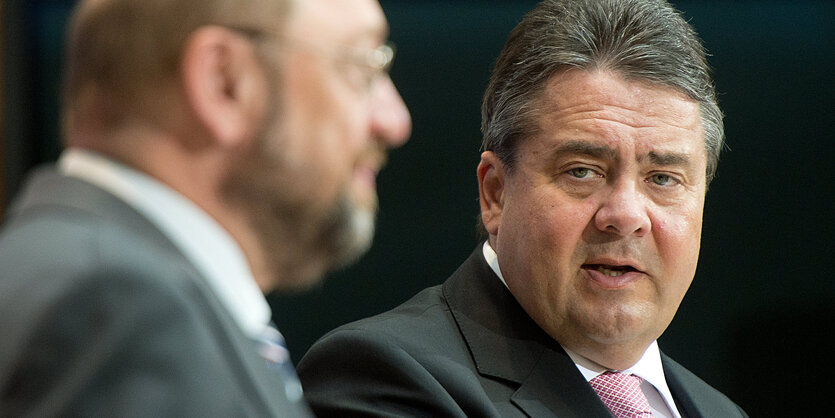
[298,0,747,416]
[0,0,409,415]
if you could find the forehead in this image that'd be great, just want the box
[287,0,388,43]
[529,70,704,155]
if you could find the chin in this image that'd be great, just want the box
[265,196,377,292]
[579,299,656,341]
[317,186,378,271]
[329,205,375,270]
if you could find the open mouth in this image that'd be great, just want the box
[583,264,639,277]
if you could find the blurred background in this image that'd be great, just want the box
[2,1,833,415]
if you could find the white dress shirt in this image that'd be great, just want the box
[59,148,272,340]
[482,241,681,417]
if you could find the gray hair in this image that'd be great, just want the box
[481,0,723,183]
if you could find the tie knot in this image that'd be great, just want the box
[589,372,653,417]
[258,323,291,365]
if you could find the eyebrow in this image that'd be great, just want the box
[546,140,695,168]
[642,151,692,167]
[549,140,617,160]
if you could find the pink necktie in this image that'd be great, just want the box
[589,371,653,418]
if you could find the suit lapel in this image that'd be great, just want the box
[661,355,692,417]
[443,246,611,417]
[511,350,612,417]
[662,353,742,418]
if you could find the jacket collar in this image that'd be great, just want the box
[442,246,612,417]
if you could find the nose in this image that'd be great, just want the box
[370,76,411,148]
[594,181,651,237]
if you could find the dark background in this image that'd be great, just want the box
[3,1,833,416]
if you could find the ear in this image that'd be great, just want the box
[180,26,268,148]
[477,151,506,237]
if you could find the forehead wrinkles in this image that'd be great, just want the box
[538,71,701,132]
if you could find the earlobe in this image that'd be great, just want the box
[477,151,505,236]
[180,26,267,148]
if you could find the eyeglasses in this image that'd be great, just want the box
[295,40,395,94]
[227,25,395,94]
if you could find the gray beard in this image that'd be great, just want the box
[322,195,376,271]
[220,88,378,290]
[252,188,377,292]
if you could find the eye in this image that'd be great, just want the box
[568,167,596,179]
[649,173,678,186]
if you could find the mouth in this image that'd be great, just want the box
[354,165,379,187]
[583,264,639,277]
[354,148,387,189]
[581,262,645,288]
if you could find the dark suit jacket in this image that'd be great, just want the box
[298,246,747,417]
[0,168,312,417]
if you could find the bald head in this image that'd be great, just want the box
[62,0,291,141]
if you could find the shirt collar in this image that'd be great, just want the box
[482,240,508,287]
[58,148,272,338]
[481,240,680,417]
[563,340,667,388]
[563,342,680,418]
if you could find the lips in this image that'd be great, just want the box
[585,264,638,277]
[581,260,646,288]
[354,165,379,188]
[354,147,386,189]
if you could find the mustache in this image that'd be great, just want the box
[357,142,388,173]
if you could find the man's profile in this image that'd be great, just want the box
[0,0,410,415]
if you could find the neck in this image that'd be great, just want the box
[566,338,654,371]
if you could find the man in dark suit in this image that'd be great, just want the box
[0,0,410,415]
[297,0,747,416]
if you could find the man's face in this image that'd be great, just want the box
[228,0,411,289]
[481,70,706,369]
[279,0,410,213]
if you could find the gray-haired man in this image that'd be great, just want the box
[297,0,747,416]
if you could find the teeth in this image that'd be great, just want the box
[597,266,626,277]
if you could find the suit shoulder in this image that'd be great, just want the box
[0,213,247,416]
[0,207,206,363]
[1,200,194,295]
[298,284,496,418]
[301,282,479,372]
[321,284,456,345]
[0,262,251,417]
[662,355,748,417]
[299,282,480,383]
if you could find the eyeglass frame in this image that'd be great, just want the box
[224,25,396,93]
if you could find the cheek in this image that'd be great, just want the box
[653,204,703,294]
[508,186,600,271]
[288,88,368,180]
[285,63,365,145]
[533,186,598,232]
[312,95,370,186]
[502,188,595,288]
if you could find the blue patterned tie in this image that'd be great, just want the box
[257,322,303,402]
